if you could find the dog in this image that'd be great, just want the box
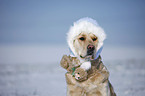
[62,17,116,96]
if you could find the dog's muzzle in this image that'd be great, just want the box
[87,44,95,55]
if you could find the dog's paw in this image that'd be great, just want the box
[74,68,88,82]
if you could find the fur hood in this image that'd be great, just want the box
[67,17,106,58]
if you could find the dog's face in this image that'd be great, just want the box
[73,32,98,60]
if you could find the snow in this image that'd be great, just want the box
[0,45,145,96]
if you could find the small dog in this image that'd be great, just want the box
[61,17,116,96]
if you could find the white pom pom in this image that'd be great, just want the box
[80,61,91,70]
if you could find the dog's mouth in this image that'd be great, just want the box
[79,45,96,60]
[80,54,95,60]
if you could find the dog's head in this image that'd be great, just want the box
[67,17,106,61]
[73,32,98,60]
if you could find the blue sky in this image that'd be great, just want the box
[0,0,145,46]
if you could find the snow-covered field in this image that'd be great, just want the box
[0,45,145,96]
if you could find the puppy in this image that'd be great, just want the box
[63,17,116,96]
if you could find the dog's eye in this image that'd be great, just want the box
[79,37,85,41]
[92,38,97,41]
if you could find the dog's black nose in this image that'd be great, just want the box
[87,45,95,51]
[87,45,95,55]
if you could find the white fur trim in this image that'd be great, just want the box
[80,61,91,70]
[67,17,106,58]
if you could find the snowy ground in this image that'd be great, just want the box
[0,45,145,96]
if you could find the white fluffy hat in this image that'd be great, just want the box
[67,17,106,58]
